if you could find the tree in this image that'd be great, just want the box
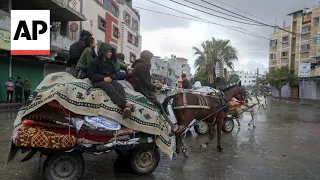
[194,71,208,85]
[265,66,295,98]
[193,37,238,84]
[227,73,240,85]
[252,76,270,96]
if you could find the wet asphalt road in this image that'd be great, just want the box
[0,94,320,180]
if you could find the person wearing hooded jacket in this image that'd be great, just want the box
[87,43,134,119]
[67,30,97,73]
[131,50,182,134]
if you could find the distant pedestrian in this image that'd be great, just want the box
[24,77,31,103]
[5,77,14,103]
[15,77,23,103]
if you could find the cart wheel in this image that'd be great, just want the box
[222,117,234,133]
[130,148,160,175]
[194,121,209,135]
[43,152,85,180]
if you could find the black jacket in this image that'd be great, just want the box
[131,50,155,97]
[68,38,97,67]
[87,43,118,83]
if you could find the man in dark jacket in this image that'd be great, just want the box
[131,50,181,134]
[67,30,97,73]
[87,43,133,119]
[181,73,192,89]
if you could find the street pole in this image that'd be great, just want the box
[301,77,304,104]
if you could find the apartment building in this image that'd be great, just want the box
[150,55,191,87]
[0,0,85,101]
[269,7,320,100]
[70,0,141,64]
[229,71,259,87]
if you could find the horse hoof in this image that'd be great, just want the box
[200,144,207,150]
[173,152,178,158]
[217,146,224,152]
[183,151,189,157]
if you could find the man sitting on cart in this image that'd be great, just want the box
[87,42,134,119]
[131,50,183,134]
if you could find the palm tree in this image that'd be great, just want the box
[193,37,238,84]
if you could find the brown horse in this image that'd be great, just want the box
[163,82,246,156]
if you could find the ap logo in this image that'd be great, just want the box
[11,10,50,55]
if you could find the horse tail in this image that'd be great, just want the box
[162,94,176,115]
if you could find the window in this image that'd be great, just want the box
[245,76,247,78]
[130,52,136,62]
[132,19,138,31]
[270,53,276,60]
[252,80,256,83]
[282,36,289,43]
[128,32,134,43]
[97,0,104,4]
[244,80,246,83]
[124,11,131,26]
[113,25,119,38]
[249,81,251,83]
[301,44,310,52]
[270,39,277,47]
[111,2,119,16]
[134,36,139,46]
[313,17,319,26]
[302,26,310,33]
[281,51,288,57]
[98,16,106,31]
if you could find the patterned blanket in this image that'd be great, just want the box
[12,72,173,158]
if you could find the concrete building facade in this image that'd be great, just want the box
[229,71,259,87]
[269,6,320,100]
[150,55,191,87]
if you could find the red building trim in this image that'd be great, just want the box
[105,12,118,45]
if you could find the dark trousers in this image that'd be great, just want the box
[74,67,87,79]
[24,90,31,102]
[146,92,175,128]
[93,81,127,109]
[15,91,22,103]
[6,90,13,103]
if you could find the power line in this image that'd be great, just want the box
[159,0,266,26]
[177,0,263,24]
[201,0,299,35]
[141,1,270,40]
[213,0,275,25]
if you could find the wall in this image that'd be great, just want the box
[117,3,141,63]
[68,0,82,41]
[299,80,320,100]
[272,85,290,98]
[0,55,9,101]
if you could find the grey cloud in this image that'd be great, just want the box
[138,0,316,73]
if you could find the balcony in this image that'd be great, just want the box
[0,10,10,31]
[51,33,75,52]
[12,0,85,22]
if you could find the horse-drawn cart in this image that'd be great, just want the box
[194,100,242,135]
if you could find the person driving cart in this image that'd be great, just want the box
[131,50,183,134]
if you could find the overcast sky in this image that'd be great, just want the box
[133,0,318,75]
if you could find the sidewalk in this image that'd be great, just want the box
[268,97,320,107]
[0,102,22,108]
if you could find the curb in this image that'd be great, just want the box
[267,97,320,107]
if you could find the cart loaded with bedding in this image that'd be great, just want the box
[6,72,174,180]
